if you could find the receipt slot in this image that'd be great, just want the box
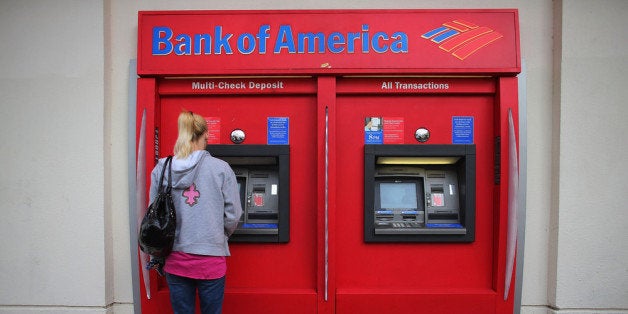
[364,144,475,242]
[207,145,289,243]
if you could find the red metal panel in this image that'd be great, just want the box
[136,78,158,169]
[154,90,319,313]
[137,78,167,314]
[333,78,498,311]
[138,76,519,313]
[336,289,496,314]
[138,10,520,76]
[224,290,317,314]
[493,76,518,311]
[316,76,337,313]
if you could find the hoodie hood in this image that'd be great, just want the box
[166,150,209,189]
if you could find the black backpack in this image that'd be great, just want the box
[139,156,177,258]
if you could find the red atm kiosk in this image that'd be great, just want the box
[136,9,520,314]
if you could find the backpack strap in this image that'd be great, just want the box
[158,156,173,194]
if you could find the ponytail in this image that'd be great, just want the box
[173,111,208,159]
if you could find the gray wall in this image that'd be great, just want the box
[0,0,108,312]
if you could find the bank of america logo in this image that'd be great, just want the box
[421,20,503,60]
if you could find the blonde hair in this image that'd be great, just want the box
[173,111,208,159]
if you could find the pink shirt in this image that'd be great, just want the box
[164,252,226,280]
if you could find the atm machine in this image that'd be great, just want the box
[364,144,475,242]
[207,145,290,243]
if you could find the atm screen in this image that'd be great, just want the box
[380,182,418,209]
[375,179,424,211]
[236,177,246,216]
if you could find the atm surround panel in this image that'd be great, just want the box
[364,144,476,243]
[207,145,290,243]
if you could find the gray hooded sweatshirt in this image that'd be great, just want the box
[149,150,243,256]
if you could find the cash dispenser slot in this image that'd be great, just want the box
[402,211,419,221]
[207,145,290,243]
[364,144,475,242]
[429,213,460,221]
[375,211,395,221]
[248,213,279,220]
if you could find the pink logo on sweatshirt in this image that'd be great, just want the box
[183,183,200,206]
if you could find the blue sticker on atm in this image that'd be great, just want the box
[242,223,278,229]
[452,116,474,144]
[267,117,289,144]
[426,223,464,229]
[365,131,383,144]
[365,117,384,144]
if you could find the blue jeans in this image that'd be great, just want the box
[166,273,226,314]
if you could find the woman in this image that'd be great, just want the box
[149,111,243,314]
